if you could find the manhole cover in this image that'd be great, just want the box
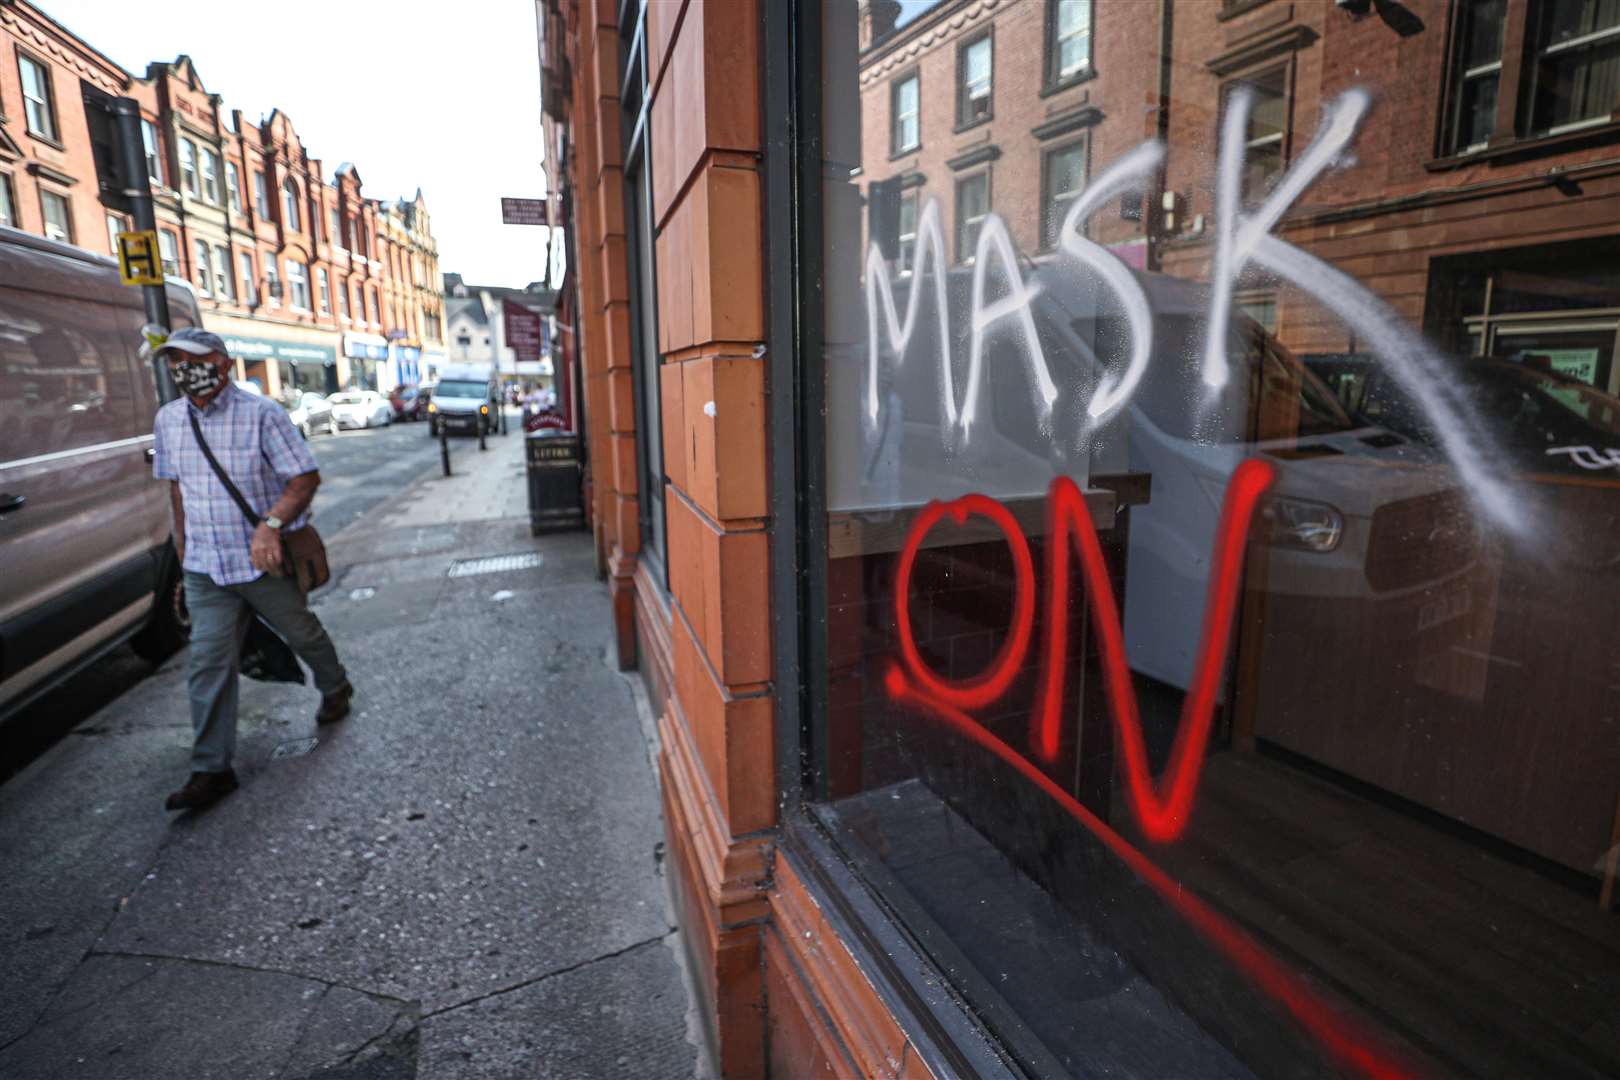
[447,552,544,578]
[271,737,319,760]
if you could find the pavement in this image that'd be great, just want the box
[0,422,705,1079]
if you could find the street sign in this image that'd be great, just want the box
[504,299,544,363]
[500,197,549,226]
[116,229,164,286]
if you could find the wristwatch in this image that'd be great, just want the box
[263,514,285,530]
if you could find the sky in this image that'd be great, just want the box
[52,0,552,289]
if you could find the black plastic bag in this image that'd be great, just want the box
[240,615,306,685]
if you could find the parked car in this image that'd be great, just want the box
[426,363,500,437]
[0,228,200,720]
[284,391,337,438]
[389,385,428,421]
[328,390,393,430]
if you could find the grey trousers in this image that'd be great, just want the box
[183,570,347,773]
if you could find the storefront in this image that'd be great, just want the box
[342,332,389,393]
[549,1,1620,1076]
[391,342,422,389]
[214,327,339,399]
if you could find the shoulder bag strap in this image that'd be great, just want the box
[188,406,262,528]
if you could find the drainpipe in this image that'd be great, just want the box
[1148,0,1174,272]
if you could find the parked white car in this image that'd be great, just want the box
[284,391,337,438]
[328,390,392,430]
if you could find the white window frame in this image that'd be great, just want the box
[17,51,56,141]
[226,161,242,213]
[266,260,281,308]
[200,148,219,205]
[1050,0,1093,83]
[160,229,180,275]
[317,267,330,312]
[959,35,992,126]
[212,245,232,300]
[892,73,920,154]
[141,119,164,186]
[282,178,301,232]
[193,237,212,297]
[180,139,199,197]
[237,250,256,305]
[39,189,70,242]
[287,260,310,311]
[0,173,15,229]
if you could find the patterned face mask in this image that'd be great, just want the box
[170,357,226,398]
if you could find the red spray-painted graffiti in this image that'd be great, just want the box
[884,458,1419,1079]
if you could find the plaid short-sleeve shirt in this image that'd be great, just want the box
[152,384,319,585]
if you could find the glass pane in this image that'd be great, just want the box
[1532,37,1620,129]
[816,2,1620,1076]
[1462,0,1508,64]
[1542,0,1620,45]
[965,38,990,86]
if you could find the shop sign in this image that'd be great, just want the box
[221,334,336,366]
[504,299,544,363]
[500,197,549,226]
[1532,347,1601,385]
[393,345,422,363]
[342,333,389,361]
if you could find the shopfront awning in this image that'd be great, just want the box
[221,334,336,366]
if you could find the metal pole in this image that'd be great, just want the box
[478,412,488,451]
[110,97,175,402]
[440,421,452,476]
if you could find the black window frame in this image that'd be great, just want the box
[954,168,991,265]
[1039,135,1089,251]
[619,0,668,588]
[955,29,994,131]
[890,69,922,157]
[1043,0,1096,94]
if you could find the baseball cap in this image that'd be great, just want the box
[155,326,229,359]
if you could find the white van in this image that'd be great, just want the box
[427,362,498,438]
[0,228,199,719]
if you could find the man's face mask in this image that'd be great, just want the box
[170,356,226,398]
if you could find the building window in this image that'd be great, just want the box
[1041,139,1087,249]
[226,161,242,213]
[896,190,918,276]
[17,51,56,142]
[355,225,368,258]
[317,267,330,312]
[141,119,164,186]
[891,72,920,155]
[180,139,199,197]
[369,289,380,324]
[350,283,361,320]
[39,189,70,242]
[329,207,341,245]
[193,238,212,296]
[0,174,14,229]
[265,260,281,307]
[287,260,310,310]
[958,34,993,128]
[212,246,233,300]
[254,170,271,218]
[160,229,180,276]
[339,278,351,320]
[955,171,989,263]
[1227,65,1289,199]
[1047,0,1093,86]
[105,212,124,256]
[237,250,255,304]
[1446,0,1506,152]
[1527,0,1620,134]
[200,148,220,205]
[282,178,302,232]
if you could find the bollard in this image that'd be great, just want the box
[479,413,488,451]
[440,421,451,476]
[500,405,508,436]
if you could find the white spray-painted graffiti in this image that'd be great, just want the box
[861,88,1529,537]
[1547,446,1620,471]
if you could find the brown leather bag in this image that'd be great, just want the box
[188,408,331,592]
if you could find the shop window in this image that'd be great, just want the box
[1446,0,1507,152]
[141,119,165,186]
[192,238,212,297]
[1225,65,1289,199]
[212,246,232,301]
[226,161,242,213]
[180,139,199,198]
[954,170,989,263]
[891,71,920,155]
[1041,139,1087,250]
[957,33,993,128]
[1046,0,1093,88]
[803,5,1620,1078]
[0,174,15,229]
[39,190,70,243]
[237,250,255,305]
[161,230,181,277]
[16,51,56,142]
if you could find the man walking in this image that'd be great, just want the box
[150,328,353,811]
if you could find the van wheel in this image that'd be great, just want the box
[130,563,190,663]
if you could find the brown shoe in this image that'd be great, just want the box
[316,680,353,725]
[164,769,238,812]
